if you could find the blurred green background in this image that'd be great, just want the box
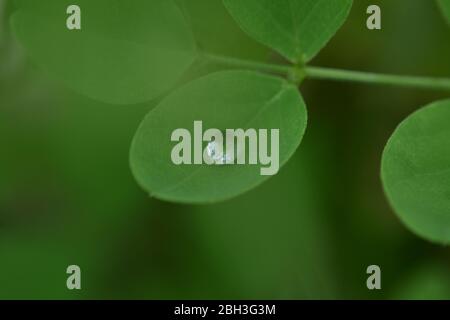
[1,0,450,299]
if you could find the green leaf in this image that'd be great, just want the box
[130,70,307,204]
[11,0,197,105]
[222,0,353,64]
[381,99,450,243]
[438,0,450,25]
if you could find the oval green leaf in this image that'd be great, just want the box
[222,0,353,64]
[381,99,450,243]
[130,70,307,204]
[11,0,197,105]
[438,0,450,25]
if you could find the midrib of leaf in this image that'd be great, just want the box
[291,0,321,62]
[155,80,289,196]
[250,2,297,52]
[243,83,288,127]
[287,0,302,60]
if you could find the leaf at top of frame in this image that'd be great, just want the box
[11,0,197,105]
[222,0,353,64]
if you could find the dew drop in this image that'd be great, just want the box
[206,141,231,165]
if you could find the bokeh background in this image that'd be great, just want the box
[1,0,450,299]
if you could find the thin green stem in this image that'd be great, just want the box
[305,66,450,91]
[202,53,292,75]
[200,53,450,92]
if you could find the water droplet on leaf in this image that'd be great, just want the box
[206,140,231,165]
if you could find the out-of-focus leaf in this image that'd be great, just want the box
[381,100,450,243]
[130,70,307,203]
[222,0,353,63]
[11,0,196,104]
[178,0,268,59]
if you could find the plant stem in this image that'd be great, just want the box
[305,66,450,91]
[201,53,450,91]
[202,53,291,75]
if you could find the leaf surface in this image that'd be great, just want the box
[222,0,353,63]
[381,100,450,243]
[11,0,197,104]
[130,70,307,203]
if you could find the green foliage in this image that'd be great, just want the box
[438,0,450,24]
[381,100,450,244]
[8,0,450,243]
[11,0,196,104]
[222,0,353,63]
[3,0,450,299]
[130,71,307,203]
